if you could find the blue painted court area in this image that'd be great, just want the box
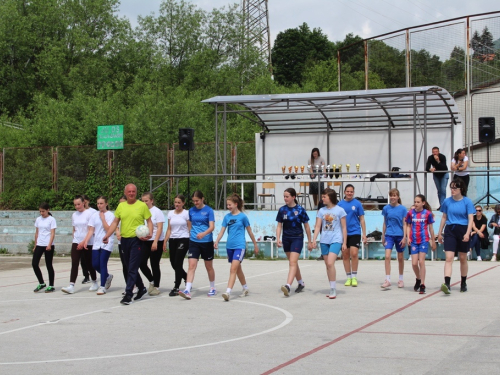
[1,256,500,374]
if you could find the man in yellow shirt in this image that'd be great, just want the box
[103,184,153,305]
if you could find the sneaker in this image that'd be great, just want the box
[281,285,290,297]
[134,287,147,301]
[408,256,411,261]
[460,284,467,293]
[61,284,75,294]
[179,289,191,300]
[239,288,249,297]
[105,274,113,289]
[414,279,421,292]
[398,280,404,288]
[344,278,352,287]
[454,256,458,261]
[381,280,391,289]
[419,284,426,294]
[149,288,160,296]
[477,256,482,261]
[169,288,179,297]
[295,284,305,293]
[491,255,497,261]
[207,288,217,297]
[222,292,230,301]
[327,288,337,299]
[81,277,90,284]
[89,281,99,292]
[351,277,358,287]
[147,282,155,294]
[34,283,46,293]
[96,286,106,295]
[441,283,451,295]
[120,295,132,305]
[45,286,55,293]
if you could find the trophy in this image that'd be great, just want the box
[300,165,305,174]
[333,164,337,179]
[321,164,326,178]
[338,164,342,178]
[356,163,360,178]
[327,165,333,179]
[346,164,350,179]
[294,165,298,174]
[282,166,286,179]
[288,166,292,174]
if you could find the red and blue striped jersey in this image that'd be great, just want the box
[406,209,434,244]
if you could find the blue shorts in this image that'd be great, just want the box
[320,243,342,256]
[443,224,470,253]
[227,248,245,263]
[282,237,303,254]
[188,241,214,261]
[384,235,405,253]
[410,242,429,255]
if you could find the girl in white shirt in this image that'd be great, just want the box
[164,194,191,296]
[32,202,57,293]
[83,196,115,295]
[140,192,165,296]
[61,196,98,294]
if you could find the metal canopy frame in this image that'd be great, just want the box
[202,86,462,208]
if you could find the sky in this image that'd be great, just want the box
[117,0,500,45]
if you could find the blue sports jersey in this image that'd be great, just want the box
[441,197,475,225]
[276,204,309,239]
[338,199,365,236]
[382,204,407,237]
[189,205,215,243]
[406,209,434,244]
[222,212,250,249]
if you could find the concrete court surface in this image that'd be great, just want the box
[1,256,500,375]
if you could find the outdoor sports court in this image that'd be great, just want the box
[1,257,499,374]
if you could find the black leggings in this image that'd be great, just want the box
[169,238,189,289]
[140,240,164,287]
[32,245,55,286]
[70,243,96,283]
[118,244,128,282]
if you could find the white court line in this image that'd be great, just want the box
[0,300,293,365]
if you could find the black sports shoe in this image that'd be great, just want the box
[295,284,305,293]
[280,285,290,297]
[134,287,147,301]
[82,277,90,284]
[120,295,132,305]
[169,288,179,297]
[460,284,467,293]
[414,278,421,292]
[419,284,426,294]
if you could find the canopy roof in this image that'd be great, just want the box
[202,86,461,134]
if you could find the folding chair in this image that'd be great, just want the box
[257,182,276,210]
[298,182,312,210]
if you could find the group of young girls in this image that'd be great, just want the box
[31,177,476,300]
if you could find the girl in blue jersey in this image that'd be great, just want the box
[405,194,436,294]
[276,188,313,297]
[32,202,57,293]
[338,184,367,287]
[437,179,475,294]
[179,191,216,300]
[312,188,347,299]
[381,188,408,289]
[214,194,258,301]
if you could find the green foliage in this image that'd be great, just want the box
[27,240,35,255]
[0,247,9,254]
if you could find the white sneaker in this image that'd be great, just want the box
[239,288,249,297]
[492,255,497,261]
[61,284,75,294]
[89,281,99,291]
[105,274,113,289]
[222,292,230,301]
[454,257,458,261]
[97,286,106,295]
[477,256,482,261]
[408,256,411,261]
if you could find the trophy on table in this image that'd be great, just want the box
[288,166,292,174]
[333,164,338,179]
[327,165,333,179]
[338,164,342,178]
[282,166,286,179]
[346,164,350,179]
[356,163,360,178]
[300,165,305,175]
[293,165,298,179]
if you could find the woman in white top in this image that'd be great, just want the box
[32,202,57,293]
[139,192,165,296]
[62,196,98,294]
[80,195,96,284]
[82,196,115,295]
[307,147,326,208]
[451,148,470,194]
[164,194,191,296]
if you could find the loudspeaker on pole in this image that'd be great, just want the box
[478,117,495,143]
[179,128,195,151]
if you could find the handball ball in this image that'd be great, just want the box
[135,225,149,238]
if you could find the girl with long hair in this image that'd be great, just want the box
[32,202,57,293]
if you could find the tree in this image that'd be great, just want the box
[271,22,334,86]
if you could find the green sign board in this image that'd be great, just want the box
[97,125,124,150]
